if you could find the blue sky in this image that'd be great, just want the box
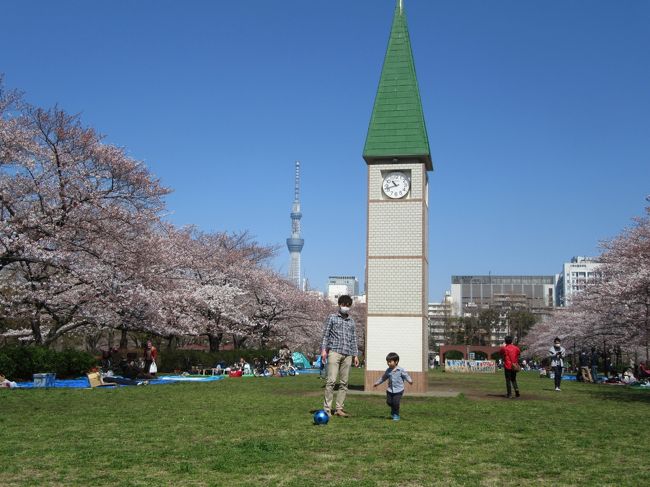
[2,0,649,300]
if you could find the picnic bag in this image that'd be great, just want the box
[149,361,157,374]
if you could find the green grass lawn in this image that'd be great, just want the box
[1,369,649,486]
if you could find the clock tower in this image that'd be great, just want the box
[363,0,433,393]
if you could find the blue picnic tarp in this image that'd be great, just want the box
[15,374,226,389]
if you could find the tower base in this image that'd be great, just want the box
[364,369,428,393]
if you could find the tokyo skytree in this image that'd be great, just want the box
[286,161,304,289]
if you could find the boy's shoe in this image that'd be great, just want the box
[555,387,561,391]
[324,408,331,417]
[515,390,520,398]
[334,409,349,417]
[392,414,400,421]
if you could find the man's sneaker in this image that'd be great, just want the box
[334,409,350,417]
[392,414,400,421]
[555,387,561,391]
[515,390,520,398]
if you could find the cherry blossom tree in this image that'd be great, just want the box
[0,79,170,345]
[0,78,336,354]
[524,203,650,362]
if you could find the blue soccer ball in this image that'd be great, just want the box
[313,409,329,425]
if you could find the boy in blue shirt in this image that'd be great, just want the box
[372,352,413,421]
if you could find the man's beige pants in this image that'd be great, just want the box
[323,351,352,412]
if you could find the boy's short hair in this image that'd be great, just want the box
[338,295,353,306]
[504,335,513,344]
[386,352,400,363]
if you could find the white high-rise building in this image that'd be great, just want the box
[428,292,453,348]
[555,256,602,306]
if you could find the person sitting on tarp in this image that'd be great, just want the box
[279,345,292,365]
[0,374,17,388]
[213,360,227,375]
[252,357,266,375]
[237,357,251,375]
[638,362,650,379]
[102,353,153,386]
[622,368,637,384]
[121,353,154,380]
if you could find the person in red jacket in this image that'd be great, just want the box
[500,335,521,398]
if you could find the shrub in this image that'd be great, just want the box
[0,346,97,380]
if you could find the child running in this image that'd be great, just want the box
[372,352,413,421]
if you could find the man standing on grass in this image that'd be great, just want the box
[500,335,521,398]
[320,295,359,417]
[549,337,566,391]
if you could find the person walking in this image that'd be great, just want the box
[500,335,521,398]
[579,349,593,383]
[373,352,413,421]
[549,337,566,391]
[320,295,359,417]
[590,347,600,383]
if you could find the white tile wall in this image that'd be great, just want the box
[366,316,426,371]
[368,202,423,256]
[367,259,423,314]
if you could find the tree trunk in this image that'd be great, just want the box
[30,318,43,345]
[119,328,128,350]
[166,335,177,351]
[208,333,222,352]
[233,334,247,349]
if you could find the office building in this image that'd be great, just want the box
[327,276,359,302]
[555,256,602,306]
[450,275,555,317]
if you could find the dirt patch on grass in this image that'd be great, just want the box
[427,376,545,402]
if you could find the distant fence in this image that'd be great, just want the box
[444,359,496,374]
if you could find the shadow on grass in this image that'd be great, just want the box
[485,393,508,399]
[585,387,650,404]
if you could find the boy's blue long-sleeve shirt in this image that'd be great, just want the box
[374,366,412,393]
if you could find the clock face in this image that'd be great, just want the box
[382,172,410,199]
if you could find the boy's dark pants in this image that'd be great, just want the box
[386,391,403,416]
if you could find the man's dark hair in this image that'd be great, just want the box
[386,352,400,363]
[338,295,353,306]
[554,337,561,343]
[504,335,513,345]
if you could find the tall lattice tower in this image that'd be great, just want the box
[286,161,304,288]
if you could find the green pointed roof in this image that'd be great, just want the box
[363,1,432,171]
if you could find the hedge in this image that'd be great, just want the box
[0,346,97,380]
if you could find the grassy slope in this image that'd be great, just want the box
[1,369,649,486]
